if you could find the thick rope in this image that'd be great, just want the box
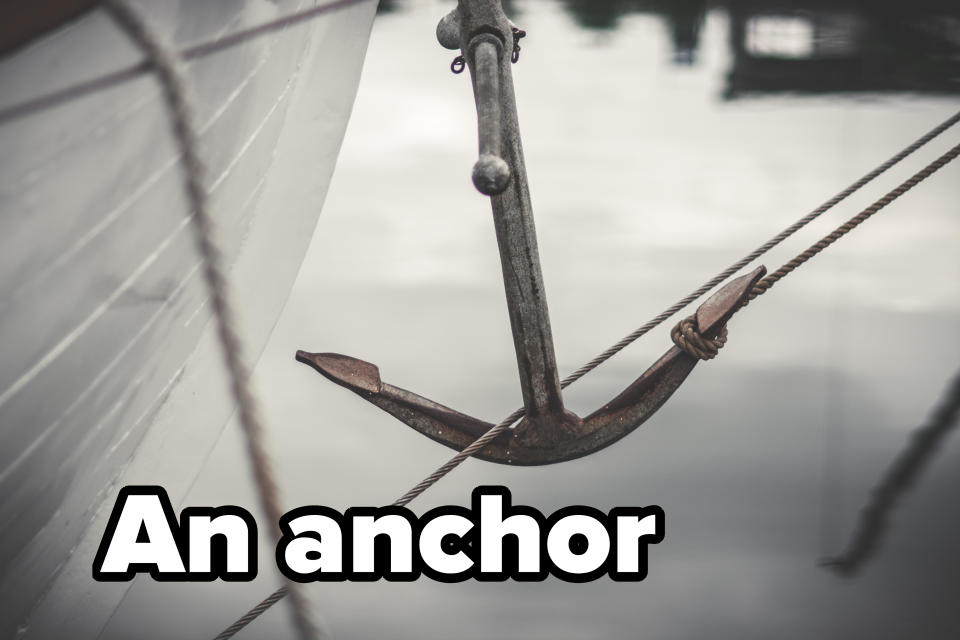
[0,0,376,126]
[822,369,960,576]
[102,2,321,639]
[670,318,727,360]
[222,116,960,637]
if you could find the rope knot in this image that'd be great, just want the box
[670,315,728,360]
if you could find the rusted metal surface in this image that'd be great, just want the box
[296,0,766,465]
[297,267,765,465]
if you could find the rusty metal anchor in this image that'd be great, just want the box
[296,0,765,465]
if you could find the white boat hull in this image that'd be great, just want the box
[0,1,376,637]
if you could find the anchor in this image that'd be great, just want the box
[296,0,765,465]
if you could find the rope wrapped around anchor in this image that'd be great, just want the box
[670,316,728,360]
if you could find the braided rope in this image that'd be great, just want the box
[213,586,291,640]
[670,318,728,360]
[102,2,321,638]
[671,139,960,356]
[747,141,960,302]
[393,407,526,506]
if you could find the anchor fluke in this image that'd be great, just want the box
[295,352,382,394]
[296,350,496,450]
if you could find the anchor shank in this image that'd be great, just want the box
[460,1,567,424]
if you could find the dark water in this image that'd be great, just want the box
[106,2,959,638]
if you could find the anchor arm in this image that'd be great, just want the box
[295,351,495,450]
[296,267,765,465]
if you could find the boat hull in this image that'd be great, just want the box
[0,1,376,637]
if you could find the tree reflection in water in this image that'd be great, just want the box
[381,0,960,95]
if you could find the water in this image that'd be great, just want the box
[105,2,959,638]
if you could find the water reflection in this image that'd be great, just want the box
[560,0,708,64]
[380,0,960,94]
[824,368,960,577]
[726,1,960,98]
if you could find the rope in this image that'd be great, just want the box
[402,139,960,513]
[673,139,960,353]
[670,318,727,360]
[0,0,376,126]
[214,585,292,640]
[561,109,960,379]
[220,114,960,637]
[746,140,960,302]
[102,2,321,639]
[822,369,960,576]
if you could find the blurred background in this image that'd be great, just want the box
[102,0,959,638]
